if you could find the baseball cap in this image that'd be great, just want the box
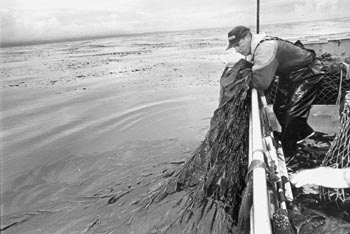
[226,26,250,50]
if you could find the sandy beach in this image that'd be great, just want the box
[1,19,350,233]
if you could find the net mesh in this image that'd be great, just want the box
[320,92,350,203]
[266,54,350,105]
[128,59,253,233]
[316,55,350,105]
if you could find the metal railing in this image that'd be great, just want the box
[249,88,295,234]
[249,88,273,234]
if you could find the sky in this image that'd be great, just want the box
[1,0,350,44]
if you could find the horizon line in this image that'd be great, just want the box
[1,16,349,48]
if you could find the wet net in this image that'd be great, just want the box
[321,92,350,203]
[128,59,253,234]
[316,54,350,105]
[266,54,350,105]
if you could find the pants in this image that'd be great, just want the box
[273,59,325,157]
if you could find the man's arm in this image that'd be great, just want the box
[290,167,350,188]
[251,40,279,90]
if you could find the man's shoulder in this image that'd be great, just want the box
[251,34,278,55]
[257,38,279,47]
[253,40,278,59]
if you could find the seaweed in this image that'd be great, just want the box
[127,59,253,233]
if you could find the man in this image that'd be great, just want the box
[226,26,326,158]
[291,167,350,188]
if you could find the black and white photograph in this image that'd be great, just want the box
[1,0,350,233]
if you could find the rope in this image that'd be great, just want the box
[336,65,343,106]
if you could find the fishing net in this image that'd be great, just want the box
[315,53,350,105]
[321,92,350,203]
[266,53,350,106]
[128,59,253,234]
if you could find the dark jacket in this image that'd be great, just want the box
[250,34,316,90]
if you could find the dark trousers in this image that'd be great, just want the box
[273,66,324,157]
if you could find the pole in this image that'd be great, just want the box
[257,0,260,33]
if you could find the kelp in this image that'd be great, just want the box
[128,59,253,233]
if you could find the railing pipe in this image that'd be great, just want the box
[250,88,272,234]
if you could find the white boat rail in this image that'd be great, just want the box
[249,88,273,234]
